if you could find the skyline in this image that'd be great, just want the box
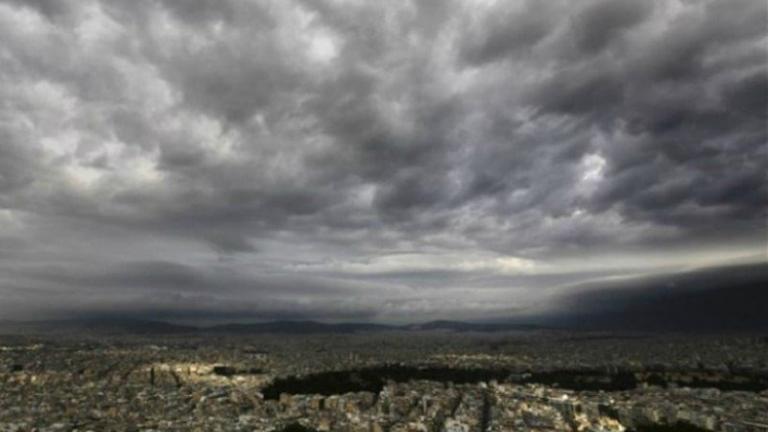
[0,0,765,323]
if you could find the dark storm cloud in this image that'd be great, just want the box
[1,0,72,19]
[459,1,555,65]
[571,0,654,55]
[0,257,396,320]
[545,262,768,331]
[0,0,765,321]
[1,259,367,297]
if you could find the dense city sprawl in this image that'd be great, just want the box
[0,330,766,432]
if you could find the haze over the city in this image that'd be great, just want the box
[0,0,765,324]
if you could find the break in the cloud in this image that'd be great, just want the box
[0,0,765,322]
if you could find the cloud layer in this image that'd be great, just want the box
[549,262,768,331]
[0,0,765,321]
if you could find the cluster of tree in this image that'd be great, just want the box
[276,423,318,432]
[262,365,510,399]
[263,365,768,399]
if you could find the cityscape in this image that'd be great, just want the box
[0,0,766,430]
[1,323,767,431]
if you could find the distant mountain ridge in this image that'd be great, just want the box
[403,320,545,332]
[208,320,396,334]
[0,318,545,335]
[0,319,198,335]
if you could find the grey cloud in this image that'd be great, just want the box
[570,0,654,55]
[1,0,73,20]
[0,257,395,320]
[155,0,239,25]
[459,1,556,66]
[0,134,40,196]
[0,0,765,322]
[528,62,624,117]
[546,262,768,331]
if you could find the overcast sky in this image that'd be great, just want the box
[0,0,765,322]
